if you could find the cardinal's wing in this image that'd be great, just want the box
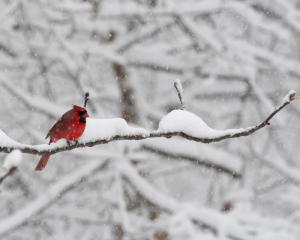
[46,109,74,140]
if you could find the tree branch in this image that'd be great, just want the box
[0,91,296,158]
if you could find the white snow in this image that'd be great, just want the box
[3,150,22,170]
[158,109,244,139]
[283,90,296,104]
[159,110,209,133]
[79,118,149,142]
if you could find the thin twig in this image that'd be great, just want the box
[84,92,89,108]
[174,79,185,109]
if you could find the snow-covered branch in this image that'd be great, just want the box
[0,150,22,185]
[0,91,295,158]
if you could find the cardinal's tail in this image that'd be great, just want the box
[35,154,50,171]
[35,139,54,171]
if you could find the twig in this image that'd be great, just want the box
[174,79,185,109]
[84,92,89,107]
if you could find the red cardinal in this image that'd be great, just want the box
[35,96,89,171]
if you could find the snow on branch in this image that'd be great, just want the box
[0,90,296,158]
[0,150,22,185]
[2,150,22,170]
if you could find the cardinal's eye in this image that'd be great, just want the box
[79,110,87,115]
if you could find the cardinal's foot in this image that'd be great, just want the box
[67,140,79,146]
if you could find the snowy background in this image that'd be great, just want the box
[0,0,300,239]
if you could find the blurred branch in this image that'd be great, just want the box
[120,160,248,239]
[0,80,64,119]
[0,43,17,58]
[0,159,109,236]
[127,61,183,74]
[114,21,175,53]
[142,144,241,178]
[0,167,17,185]
[96,0,221,19]
[174,15,221,52]
[113,62,139,123]
[251,144,300,185]
[174,15,203,52]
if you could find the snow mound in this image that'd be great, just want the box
[158,109,244,139]
[158,110,214,137]
[79,118,149,142]
[3,150,22,170]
